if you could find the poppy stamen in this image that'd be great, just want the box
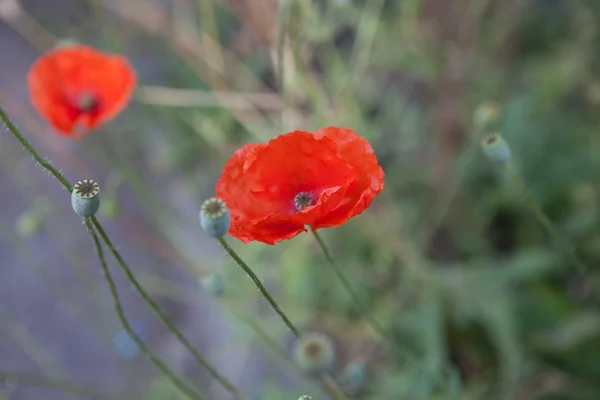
[202,197,227,219]
[77,92,99,112]
[294,192,314,211]
[74,179,100,198]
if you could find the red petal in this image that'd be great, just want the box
[312,127,384,228]
[216,131,357,244]
[27,45,136,136]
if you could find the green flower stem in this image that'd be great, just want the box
[84,219,201,399]
[313,230,460,392]
[0,369,129,398]
[1,108,244,400]
[311,230,416,362]
[311,230,385,329]
[91,218,246,400]
[231,309,350,400]
[217,237,301,338]
[0,108,72,192]
[504,164,587,273]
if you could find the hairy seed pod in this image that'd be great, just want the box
[71,179,100,217]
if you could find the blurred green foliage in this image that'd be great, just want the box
[9,0,600,398]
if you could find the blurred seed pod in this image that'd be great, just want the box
[112,321,147,360]
[71,179,100,217]
[54,38,79,48]
[292,331,337,375]
[340,362,367,394]
[200,272,225,297]
[481,133,512,167]
[200,197,230,238]
[473,102,500,130]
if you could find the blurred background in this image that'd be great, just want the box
[1,0,600,399]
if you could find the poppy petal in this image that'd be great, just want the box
[312,127,384,229]
[27,45,136,136]
[216,131,358,244]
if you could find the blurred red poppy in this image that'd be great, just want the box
[216,127,384,244]
[27,45,136,137]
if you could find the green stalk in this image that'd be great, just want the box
[84,219,201,399]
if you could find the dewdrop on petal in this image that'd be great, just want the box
[292,331,336,375]
[200,272,225,297]
[481,133,512,167]
[71,179,100,217]
[200,197,230,238]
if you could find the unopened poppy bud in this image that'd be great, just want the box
[200,273,225,297]
[481,133,512,166]
[473,102,500,129]
[292,331,336,375]
[200,197,230,238]
[71,179,100,217]
[340,362,367,393]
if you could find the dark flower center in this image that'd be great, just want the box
[304,342,323,359]
[76,92,99,113]
[202,197,226,219]
[74,179,99,198]
[294,192,314,211]
[484,133,500,146]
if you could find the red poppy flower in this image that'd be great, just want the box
[216,127,384,244]
[27,45,136,137]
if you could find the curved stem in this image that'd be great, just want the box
[0,107,72,192]
[84,219,201,399]
[92,218,246,400]
[505,164,587,273]
[311,230,417,363]
[217,237,301,338]
[2,107,244,400]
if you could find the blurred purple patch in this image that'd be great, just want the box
[112,321,147,359]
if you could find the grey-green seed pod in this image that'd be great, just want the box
[481,133,512,166]
[200,273,225,297]
[200,197,230,238]
[340,362,367,392]
[71,179,100,217]
[54,39,79,48]
[473,102,500,129]
[292,331,336,375]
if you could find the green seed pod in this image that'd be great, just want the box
[200,273,225,297]
[340,362,367,393]
[292,331,336,375]
[481,133,512,166]
[71,179,100,217]
[473,102,500,129]
[54,38,79,49]
[200,197,230,238]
